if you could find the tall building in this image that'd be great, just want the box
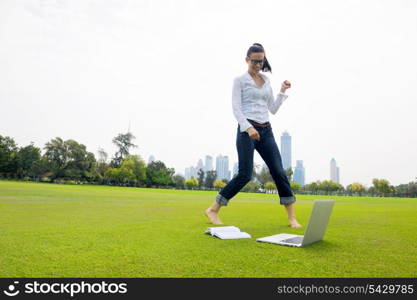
[197,159,204,173]
[185,166,198,180]
[232,162,238,177]
[148,155,155,164]
[216,154,230,180]
[190,166,197,179]
[204,155,213,172]
[336,167,340,184]
[280,131,292,171]
[330,158,340,183]
[293,160,305,186]
[185,167,190,180]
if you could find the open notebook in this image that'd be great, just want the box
[205,226,251,239]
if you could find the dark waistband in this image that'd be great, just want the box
[247,119,271,128]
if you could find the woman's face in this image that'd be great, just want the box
[246,52,265,73]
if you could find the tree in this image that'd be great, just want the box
[111,132,137,167]
[318,180,344,194]
[285,168,293,182]
[346,182,366,196]
[253,163,260,179]
[204,170,217,189]
[290,181,302,193]
[145,160,175,187]
[95,148,109,181]
[65,139,96,181]
[213,179,226,189]
[0,135,18,175]
[104,167,136,185]
[97,147,108,164]
[43,137,68,179]
[121,154,147,184]
[304,181,319,194]
[104,167,118,184]
[185,178,198,189]
[264,181,276,193]
[394,180,417,197]
[242,181,260,192]
[43,137,96,181]
[118,165,137,185]
[172,174,185,189]
[255,165,273,185]
[31,156,52,180]
[15,143,41,178]
[197,168,205,189]
[372,178,394,196]
[221,178,229,185]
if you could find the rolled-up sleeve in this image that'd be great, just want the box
[267,86,288,114]
[232,77,253,132]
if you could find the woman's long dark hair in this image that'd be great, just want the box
[246,43,272,73]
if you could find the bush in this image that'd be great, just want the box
[41,177,51,182]
[242,181,260,192]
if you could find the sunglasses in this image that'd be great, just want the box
[248,58,265,65]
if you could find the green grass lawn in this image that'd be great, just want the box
[0,180,416,278]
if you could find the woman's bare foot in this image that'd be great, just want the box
[204,207,223,225]
[284,204,302,228]
[289,218,302,228]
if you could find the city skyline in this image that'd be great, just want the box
[181,153,343,186]
[151,151,343,187]
[178,137,343,187]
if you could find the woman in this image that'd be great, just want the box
[205,43,302,228]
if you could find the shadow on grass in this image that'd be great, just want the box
[297,240,339,252]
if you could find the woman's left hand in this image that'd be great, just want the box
[280,80,291,93]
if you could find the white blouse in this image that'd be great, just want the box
[232,71,288,133]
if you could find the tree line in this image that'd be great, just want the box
[1,134,416,197]
[0,133,178,188]
[184,165,417,198]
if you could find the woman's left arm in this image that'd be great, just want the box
[267,80,291,114]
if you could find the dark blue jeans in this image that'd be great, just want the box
[216,123,296,206]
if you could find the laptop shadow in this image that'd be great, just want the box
[299,240,339,251]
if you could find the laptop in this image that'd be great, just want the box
[256,199,335,247]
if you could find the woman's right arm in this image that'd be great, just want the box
[232,77,253,133]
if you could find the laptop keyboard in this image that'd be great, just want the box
[281,236,303,244]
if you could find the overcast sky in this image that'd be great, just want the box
[1,0,416,187]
